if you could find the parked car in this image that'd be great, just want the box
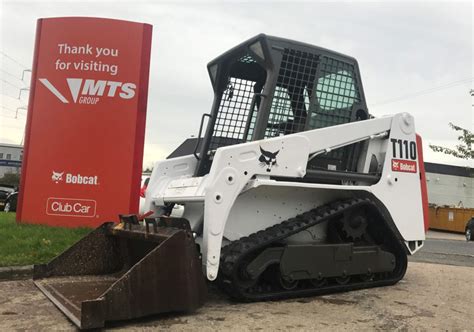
[4,190,18,212]
[0,184,15,210]
[465,217,474,241]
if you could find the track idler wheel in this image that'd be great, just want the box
[335,273,351,285]
[279,275,298,290]
[359,270,375,282]
[310,276,327,288]
[268,265,299,290]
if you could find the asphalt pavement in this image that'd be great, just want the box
[409,237,474,267]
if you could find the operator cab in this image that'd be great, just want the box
[195,34,369,177]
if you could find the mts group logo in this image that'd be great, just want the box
[51,171,99,185]
[38,78,136,105]
[46,197,97,217]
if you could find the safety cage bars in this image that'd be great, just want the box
[208,54,266,152]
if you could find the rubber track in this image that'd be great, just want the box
[218,197,408,301]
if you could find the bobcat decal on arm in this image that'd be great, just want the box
[258,146,279,172]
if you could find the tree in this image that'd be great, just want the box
[429,123,473,160]
[0,173,21,187]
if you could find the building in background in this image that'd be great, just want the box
[425,162,473,208]
[425,162,473,233]
[0,143,23,178]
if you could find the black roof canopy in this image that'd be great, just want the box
[206,34,359,91]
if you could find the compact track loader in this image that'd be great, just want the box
[35,34,429,329]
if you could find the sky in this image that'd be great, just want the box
[0,0,472,169]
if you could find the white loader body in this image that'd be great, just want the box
[145,112,426,281]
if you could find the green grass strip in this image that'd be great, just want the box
[0,213,91,267]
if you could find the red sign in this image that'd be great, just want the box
[17,17,152,227]
[391,159,417,173]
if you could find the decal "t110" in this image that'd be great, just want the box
[391,139,417,160]
[390,139,417,173]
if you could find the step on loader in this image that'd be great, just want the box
[35,34,429,329]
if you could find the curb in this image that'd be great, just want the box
[426,230,466,242]
[0,265,34,280]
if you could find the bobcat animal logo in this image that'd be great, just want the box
[52,171,64,183]
[259,146,279,172]
[392,161,399,168]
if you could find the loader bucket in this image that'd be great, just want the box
[33,221,207,329]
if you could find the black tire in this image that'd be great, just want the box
[466,228,472,242]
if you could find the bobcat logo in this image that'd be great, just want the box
[259,146,279,172]
[51,171,64,183]
[392,161,399,168]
